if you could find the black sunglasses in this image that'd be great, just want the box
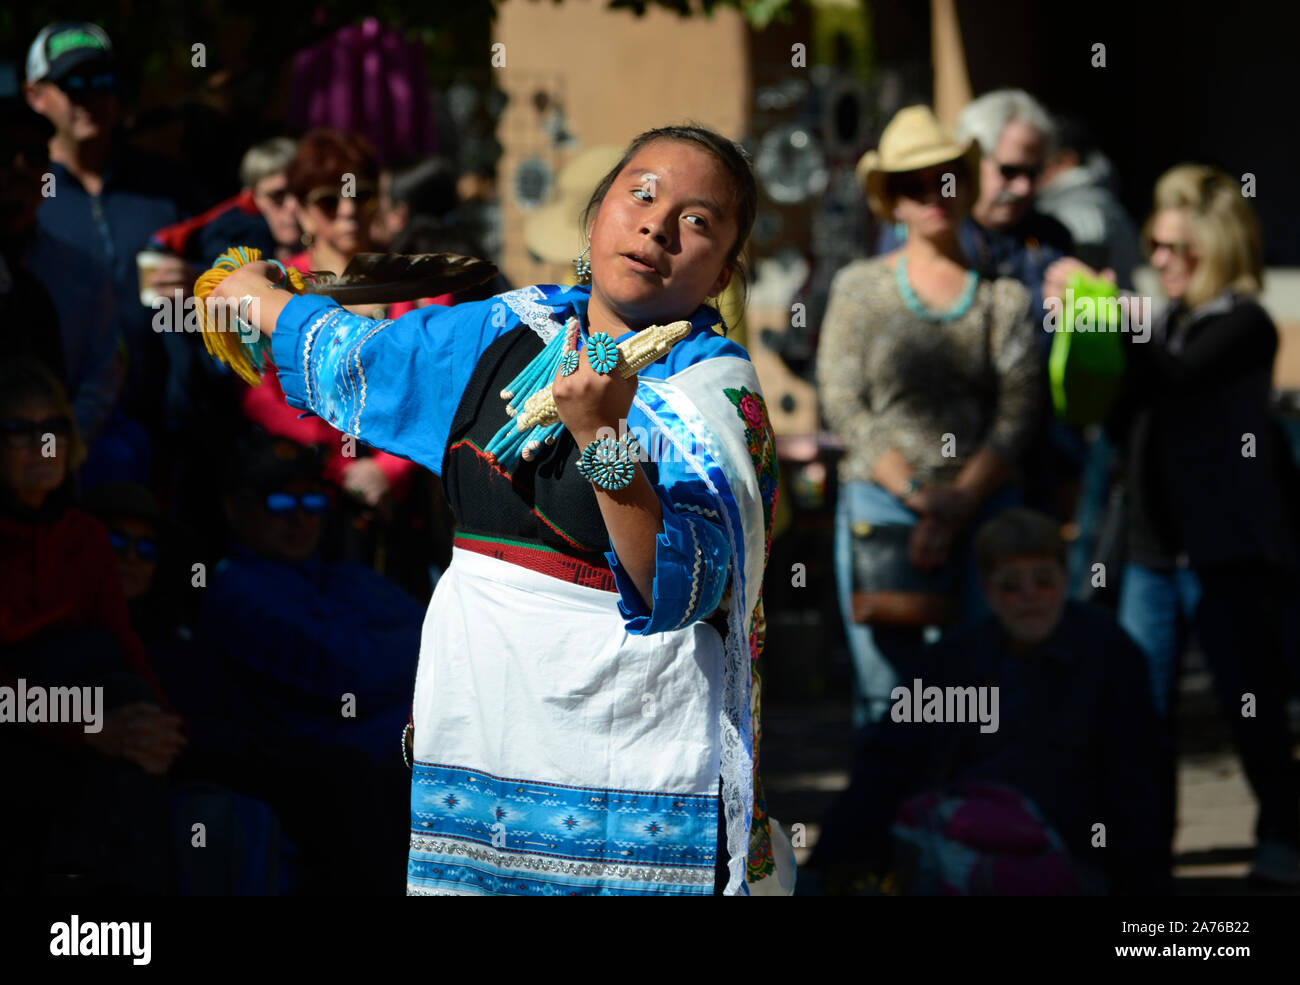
[108,530,159,561]
[992,567,1061,594]
[892,170,954,201]
[304,184,377,219]
[2,416,71,449]
[997,162,1043,183]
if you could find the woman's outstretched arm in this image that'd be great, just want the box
[206,261,504,476]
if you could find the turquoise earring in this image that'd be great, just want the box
[573,243,591,284]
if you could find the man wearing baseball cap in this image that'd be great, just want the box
[23,21,197,445]
[25,22,115,89]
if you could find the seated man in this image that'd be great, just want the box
[200,432,423,893]
[809,508,1167,895]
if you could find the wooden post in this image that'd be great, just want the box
[931,0,972,128]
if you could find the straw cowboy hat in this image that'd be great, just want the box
[523,144,625,263]
[856,105,980,219]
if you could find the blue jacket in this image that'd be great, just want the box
[36,144,195,424]
[200,545,423,763]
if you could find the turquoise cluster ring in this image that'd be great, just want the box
[575,433,641,491]
[585,331,619,375]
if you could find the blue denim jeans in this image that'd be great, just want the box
[833,480,1020,730]
[1117,563,1202,719]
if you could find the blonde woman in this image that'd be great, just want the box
[817,106,1041,730]
[1054,164,1299,885]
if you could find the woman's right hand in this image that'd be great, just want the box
[85,701,187,775]
[904,484,973,525]
[342,457,394,522]
[1042,257,1116,304]
[206,260,295,338]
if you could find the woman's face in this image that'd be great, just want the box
[1,396,69,507]
[586,139,738,327]
[252,171,301,250]
[892,161,967,239]
[297,178,377,262]
[1148,208,1198,301]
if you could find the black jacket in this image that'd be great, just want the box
[1107,292,1297,571]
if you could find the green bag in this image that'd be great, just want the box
[1047,273,1127,427]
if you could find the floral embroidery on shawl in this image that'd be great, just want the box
[725,385,781,881]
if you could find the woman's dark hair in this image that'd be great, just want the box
[286,128,380,201]
[974,508,1066,576]
[390,216,512,303]
[580,123,757,308]
[390,156,459,222]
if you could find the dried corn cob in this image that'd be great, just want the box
[513,319,692,432]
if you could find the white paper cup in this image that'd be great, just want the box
[137,249,169,306]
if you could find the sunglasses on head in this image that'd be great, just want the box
[304,183,377,219]
[997,162,1042,183]
[992,566,1061,594]
[2,416,71,449]
[58,72,117,94]
[108,530,159,561]
[264,491,330,517]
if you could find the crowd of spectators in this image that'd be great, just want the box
[2,20,1297,897]
[0,21,503,895]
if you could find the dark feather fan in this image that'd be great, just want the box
[302,252,499,304]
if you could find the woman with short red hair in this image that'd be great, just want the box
[244,129,418,518]
[285,128,380,280]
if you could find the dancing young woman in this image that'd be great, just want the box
[204,125,786,895]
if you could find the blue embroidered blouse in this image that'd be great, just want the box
[269,284,749,636]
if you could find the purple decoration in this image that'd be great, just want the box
[287,17,438,166]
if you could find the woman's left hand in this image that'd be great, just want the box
[552,339,639,444]
[909,513,955,571]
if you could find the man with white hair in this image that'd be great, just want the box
[953,90,1088,528]
[953,89,1075,317]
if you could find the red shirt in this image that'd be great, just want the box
[239,252,451,498]
[0,506,171,716]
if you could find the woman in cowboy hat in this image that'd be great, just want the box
[816,105,1042,731]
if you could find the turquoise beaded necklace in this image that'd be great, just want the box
[895,254,979,322]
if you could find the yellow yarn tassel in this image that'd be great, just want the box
[192,246,308,385]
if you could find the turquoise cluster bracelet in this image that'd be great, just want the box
[575,433,642,491]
